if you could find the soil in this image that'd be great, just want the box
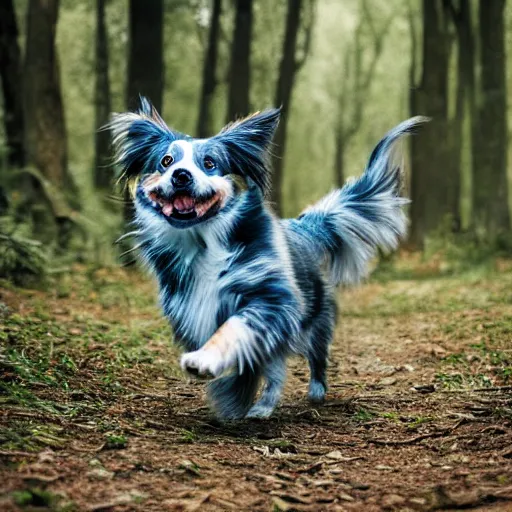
[1,263,512,511]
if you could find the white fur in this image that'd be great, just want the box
[180,316,256,378]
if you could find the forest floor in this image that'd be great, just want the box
[1,258,512,511]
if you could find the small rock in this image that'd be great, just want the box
[409,497,427,506]
[88,458,102,467]
[381,494,406,509]
[272,497,293,511]
[375,464,394,471]
[419,343,447,358]
[350,482,370,490]
[326,450,343,460]
[338,492,355,502]
[379,377,397,386]
[412,384,436,394]
[87,467,114,480]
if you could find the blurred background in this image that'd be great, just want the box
[0,0,511,283]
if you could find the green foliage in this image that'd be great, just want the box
[0,216,47,285]
[105,433,128,449]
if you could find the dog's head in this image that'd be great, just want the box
[110,97,280,229]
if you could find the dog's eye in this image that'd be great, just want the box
[204,157,216,170]
[161,155,174,168]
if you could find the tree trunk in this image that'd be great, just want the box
[127,0,164,111]
[124,0,164,227]
[333,127,345,188]
[197,0,222,138]
[94,0,112,191]
[226,0,252,121]
[472,0,509,239]
[0,0,24,168]
[271,0,316,214]
[409,0,453,248]
[449,0,474,232]
[24,0,78,206]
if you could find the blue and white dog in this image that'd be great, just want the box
[110,97,425,420]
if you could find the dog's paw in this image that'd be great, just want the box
[245,403,275,419]
[180,349,226,379]
[308,380,326,404]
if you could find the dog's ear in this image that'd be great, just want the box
[108,96,178,180]
[214,108,281,194]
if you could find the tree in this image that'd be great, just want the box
[472,0,509,239]
[409,0,454,248]
[197,0,222,138]
[270,0,315,213]
[94,0,112,191]
[0,0,25,168]
[24,0,79,217]
[124,0,164,227]
[226,0,253,121]
[333,0,392,188]
[446,0,475,233]
[127,0,164,111]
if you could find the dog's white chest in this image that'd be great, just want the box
[163,241,233,348]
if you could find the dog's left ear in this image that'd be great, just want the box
[214,108,281,194]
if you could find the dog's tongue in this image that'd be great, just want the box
[173,195,195,212]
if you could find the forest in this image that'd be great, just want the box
[1,1,512,511]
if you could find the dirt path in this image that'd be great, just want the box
[1,265,512,511]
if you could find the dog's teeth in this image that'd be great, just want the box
[162,204,173,216]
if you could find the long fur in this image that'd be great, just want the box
[109,97,426,420]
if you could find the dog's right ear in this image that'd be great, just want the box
[108,96,178,180]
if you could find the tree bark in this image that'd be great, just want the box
[125,0,164,227]
[409,0,453,248]
[197,0,222,138]
[94,0,112,191]
[472,0,509,238]
[0,0,24,168]
[226,0,253,122]
[127,0,164,111]
[447,0,475,233]
[24,0,78,206]
[270,0,315,214]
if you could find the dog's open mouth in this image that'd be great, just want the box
[147,190,221,221]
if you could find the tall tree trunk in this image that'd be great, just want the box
[270,0,303,213]
[226,0,252,121]
[409,0,453,248]
[0,0,24,168]
[94,0,112,191]
[271,0,315,214]
[448,0,475,232]
[197,0,222,138]
[472,0,509,239]
[333,127,345,188]
[24,0,78,206]
[126,0,164,111]
[124,0,164,228]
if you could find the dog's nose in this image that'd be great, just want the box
[171,169,192,190]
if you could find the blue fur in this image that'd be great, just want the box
[212,108,281,193]
[109,97,427,420]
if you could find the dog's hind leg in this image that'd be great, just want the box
[245,357,287,419]
[307,300,335,404]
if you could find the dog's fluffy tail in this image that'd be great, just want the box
[292,117,427,285]
[207,368,261,420]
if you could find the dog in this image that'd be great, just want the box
[109,97,426,420]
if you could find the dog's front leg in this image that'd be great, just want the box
[180,317,253,379]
